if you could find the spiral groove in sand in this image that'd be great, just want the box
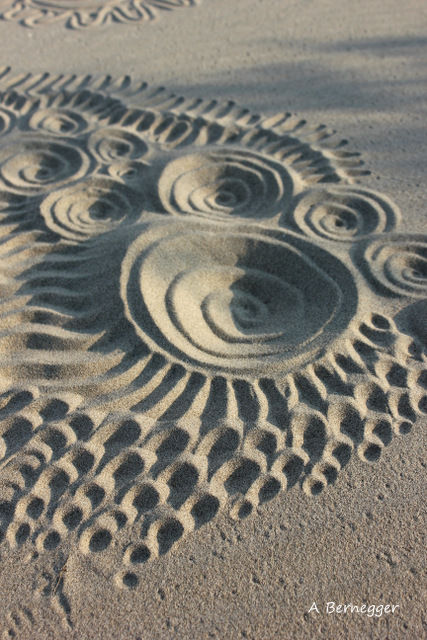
[364,236,427,297]
[0,72,425,574]
[158,149,294,221]
[290,186,399,241]
[121,221,356,375]
[41,176,141,241]
[28,108,90,137]
[88,128,149,164]
[0,137,91,195]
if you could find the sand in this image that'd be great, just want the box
[0,1,426,638]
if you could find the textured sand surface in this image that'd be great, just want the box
[0,1,426,638]
[0,0,200,28]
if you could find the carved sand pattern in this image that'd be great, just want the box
[0,0,199,28]
[0,69,425,590]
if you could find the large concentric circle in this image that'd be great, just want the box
[289,186,398,241]
[158,148,295,221]
[363,236,427,298]
[121,221,357,376]
[0,137,91,195]
[41,176,141,241]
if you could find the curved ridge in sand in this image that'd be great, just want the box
[0,0,200,29]
[0,73,425,587]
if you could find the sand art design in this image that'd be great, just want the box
[0,70,425,591]
[0,0,199,28]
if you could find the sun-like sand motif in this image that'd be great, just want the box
[0,0,199,28]
[0,69,425,590]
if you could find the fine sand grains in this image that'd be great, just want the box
[0,70,425,596]
[0,0,200,29]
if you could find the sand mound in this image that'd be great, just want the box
[0,70,425,597]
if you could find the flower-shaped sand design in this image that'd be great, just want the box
[0,70,425,591]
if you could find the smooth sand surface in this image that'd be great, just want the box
[0,1,426,638]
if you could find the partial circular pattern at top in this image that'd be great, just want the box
[289,186,399,241]
[158,149,295,222]
[121,221,357,376]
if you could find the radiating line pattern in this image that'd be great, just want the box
[0,69,425,589]
[0,0,200,29]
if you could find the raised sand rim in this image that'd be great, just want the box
[0,66,425,633]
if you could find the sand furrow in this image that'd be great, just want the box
[0,75,425,588]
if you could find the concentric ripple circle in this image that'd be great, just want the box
[0,137,91,195]
[121,221,357,376]
[28,108,89,137]
[88,128,148,164]
[41,176,140,241]
[290,186,399,241]
[158,148,295,221]
[363,236,427,298]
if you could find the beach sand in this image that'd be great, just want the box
[0,1,426,638]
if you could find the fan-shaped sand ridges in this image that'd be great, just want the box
[0,0,200,28]
[0,71,363,183]
[0,340,425,563]
[0,79,369,187]
[0,73,425,576]
[0,232,142,394]
[0,192,38,236]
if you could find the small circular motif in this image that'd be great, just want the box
[363,236,427,298]
[28,108,89,137]
[0,137,91,195]
[158,148,295,221]
[41,176,141,240]
[289,186,398,241]
[88,128,148,164]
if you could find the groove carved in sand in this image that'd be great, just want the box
[0,0,200,28]
[158,149,296,221]
[0,70,425,587]
[121,221,357,375]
